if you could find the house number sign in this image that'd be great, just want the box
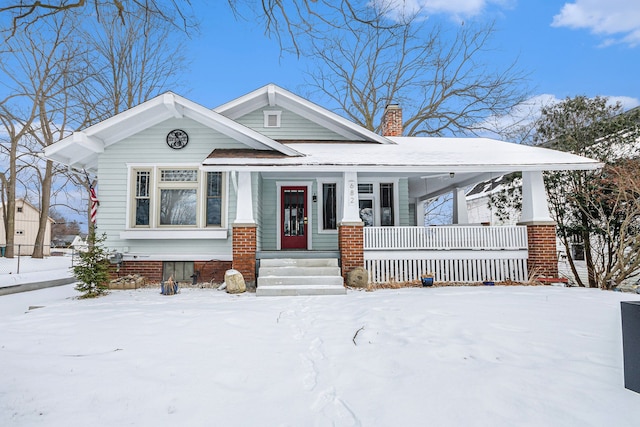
[347,180,356,206]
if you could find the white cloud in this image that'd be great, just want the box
[606,95,640,110]
[478,94,640,140]
[552,0,640,47]
[376,0,512,21]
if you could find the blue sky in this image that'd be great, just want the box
[182,1,639,113]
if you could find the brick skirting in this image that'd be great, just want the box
[338,223,364,280]
[526,224,558,278]
[108,260,232,284]
[232,224,257,285]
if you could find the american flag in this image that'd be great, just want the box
[89,184,99,224]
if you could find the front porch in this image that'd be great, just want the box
[231,169,560,288]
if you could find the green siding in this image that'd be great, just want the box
[399,178,410,226]
[97,117,242,257]
[259,179,278,250]
[236,108,350,140]
[311,180,339,250]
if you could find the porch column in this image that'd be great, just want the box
[452,187,469,224]
[339,171,364,280]
[519,171,558,278]
[232,171,257,285]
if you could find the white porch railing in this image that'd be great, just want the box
[364,226,529,283]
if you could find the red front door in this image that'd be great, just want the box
[281,186,307,249]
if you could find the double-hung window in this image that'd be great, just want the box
[134,170,151,226]
[159,169,198,226]
[206,172,223,227]
[358,181,396,227]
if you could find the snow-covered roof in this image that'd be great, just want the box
[44,85,601,178]
[202,137,602,172]
[44,92,303,173]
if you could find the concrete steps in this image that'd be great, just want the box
[256,258,346,296]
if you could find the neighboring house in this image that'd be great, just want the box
[44,84,600,293]
[466,175,520,226]
[52,234,79,247]
[0,199,53,256]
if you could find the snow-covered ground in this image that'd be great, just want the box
[1,284,639,426]
[0,256,73,288]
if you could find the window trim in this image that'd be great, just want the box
[126,164,227,231]
[157,167,199,228]
[316,179,342,234]
[357,178,400,227]
[263,110,282,128]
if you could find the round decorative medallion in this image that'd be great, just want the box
[166,129,189,149]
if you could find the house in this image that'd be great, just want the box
[0,199,53,256]
[43,84,600,294]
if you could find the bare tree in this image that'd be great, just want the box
[69,8,188,235]
[80,8,187,120]
[0,0,195,36]
[1,1,395,55]
[539,96,640,288]
[303,6,528,136]
[0,16,92,258]
[584,160,640,289]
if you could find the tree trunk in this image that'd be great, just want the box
[581,213,597,288]
[3,136,18,259]
[31,160,54,258]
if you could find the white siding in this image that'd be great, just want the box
[0,200,52,255]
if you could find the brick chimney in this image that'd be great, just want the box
[381,104,403,137]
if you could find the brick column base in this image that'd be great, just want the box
[338,222,364,280]
[525,223,558,278]
[232,224,257,285]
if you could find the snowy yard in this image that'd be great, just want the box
[1,284,640,426]
[0,256,73,288]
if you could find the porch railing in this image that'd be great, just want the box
[363,226,529,283]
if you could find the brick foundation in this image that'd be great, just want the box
[108,260,232,284]
[526,223,558,278]
[194,260,232,284]
[109,261,163,283]
[232,224,257,285]
[338,223,364,280]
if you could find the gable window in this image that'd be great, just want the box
[17,207,23,213]
[129,166,226,229]
[263,110,282,128]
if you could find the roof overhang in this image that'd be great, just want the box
[202,137,602,171]
[44,92,302,173]
[214,83,394,145]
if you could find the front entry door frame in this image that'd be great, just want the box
[276,181,313,250]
